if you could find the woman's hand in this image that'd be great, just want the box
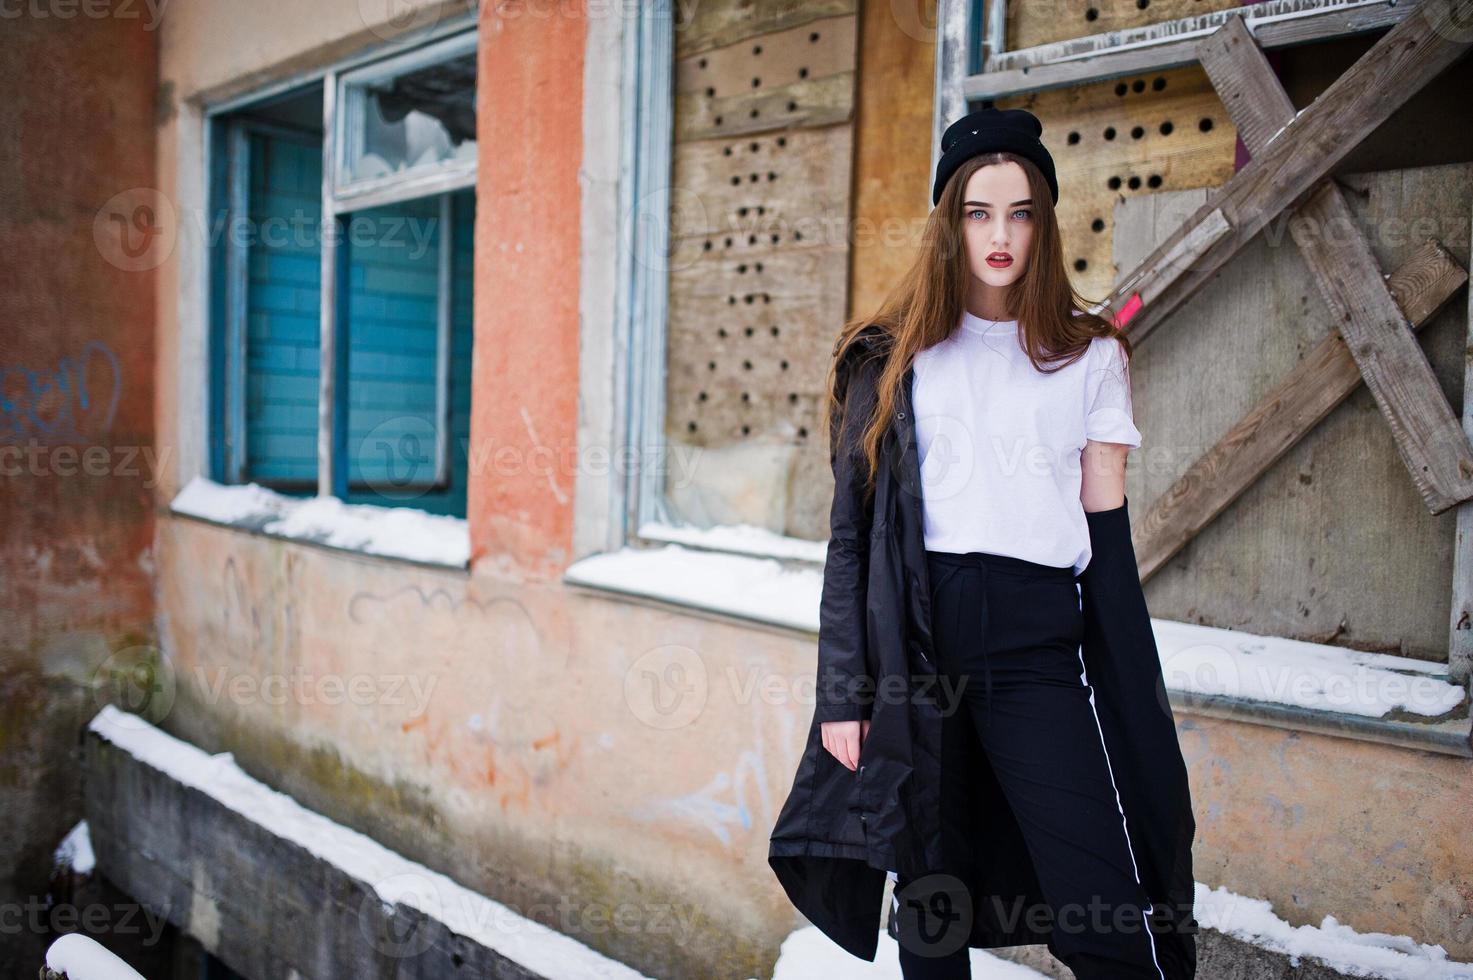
[820,719,872,771]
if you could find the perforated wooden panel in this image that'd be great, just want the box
[1008,0,1242,51]
[998,65,1238,300]
[665,2,858,539]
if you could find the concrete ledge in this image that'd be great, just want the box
[983,927,1466,980]
[1172,689,1472,758]
[566,543,1471,758]
[82,705,649,980]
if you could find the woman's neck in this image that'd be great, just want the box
[968,303,1014,320]
[966,283,1015,321]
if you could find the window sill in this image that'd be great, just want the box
[1155,618,1471,758]
[169,476,470,571]
[635,519,828,564]
[563,541,1471,757]
[563,539,823,634]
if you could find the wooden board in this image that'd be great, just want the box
[675,0,856,58]
[1117,165,1470,663]
[667,125,853,239]
[1009,0,1242,53]
[1133,239,1466,580]
[666,236,850,428]
[664,2,860,539]
[1198,12,1473,517]
[998,64,1238,302]
[848,0,940,328]
[674,15,857,141]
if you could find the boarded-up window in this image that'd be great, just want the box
[663,2,859,542]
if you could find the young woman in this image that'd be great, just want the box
[816,108,1183,979]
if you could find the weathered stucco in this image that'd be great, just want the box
[155,516,808,976]
[0,8,159,972]
[134,0,1473,976]
[150,512,1473,972]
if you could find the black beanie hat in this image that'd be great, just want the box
[932,106,1058,207]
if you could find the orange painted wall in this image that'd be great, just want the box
[0,13,158,659]
[468,3,587,578]
[0,12,159,973]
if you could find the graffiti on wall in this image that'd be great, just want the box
[219,555,298,670]
[348,584,573,807]
[0,340,122,443]
[627,703,789,848]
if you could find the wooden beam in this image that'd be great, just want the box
[1109,0,1471,345]
[1453,204,1473,685]
[964,0,1415,99]
[1198,13,1473,513]
[1134,240,1468,579]
[1108,209,1233,316]
[1291,185,1473,513]
[1195,15,1297,157]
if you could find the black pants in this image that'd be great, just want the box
[896,549,1165,980]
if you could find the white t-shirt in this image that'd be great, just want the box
[910,309,1142,576]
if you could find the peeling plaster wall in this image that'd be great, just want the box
[0,8,159,974]
[151,514,1473,973]
[155,518,797,976]
[1178,715,1472,954]
[142,3,1473,978]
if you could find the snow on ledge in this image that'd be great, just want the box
[564,542,822,632]
[565,541,1466,721]
[637,519,828,563]
[46,933,146,980]
[770,924,1047,978]
[86,705,650,980]
[1196,881,1473,979]
[53,819,94,876]
[1154,619,1465,719]
[768,881,1473,979]
[171,476,469,568]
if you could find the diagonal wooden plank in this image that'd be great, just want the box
[1452,207,1473,686]
[966,0,1416,99]
[1135,240,1468,579]
[1108,0,1472,345]
[1199,12,1473,513]
[1289,184,1473,512]
[1449,224,1473,686]
[1196,15,1297,157]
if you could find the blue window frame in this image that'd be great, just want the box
[208,26,477,518]
[240,126,321,489]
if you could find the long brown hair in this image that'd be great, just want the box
[825,151,1127,497]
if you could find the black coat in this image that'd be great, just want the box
[768,324,1198,976]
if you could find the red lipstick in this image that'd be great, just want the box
[986,251,1013,269]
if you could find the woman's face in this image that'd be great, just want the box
[960,161,1034,290]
